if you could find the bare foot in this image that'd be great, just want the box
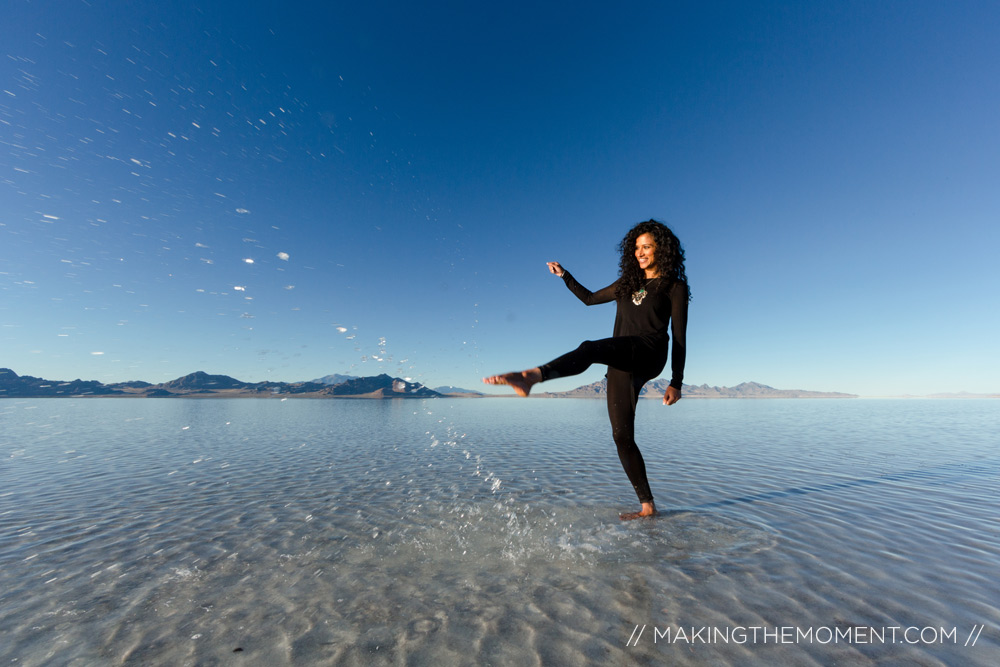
[482,368,542,397]
[619,502,657,521]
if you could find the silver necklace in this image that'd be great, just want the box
[631,276,659,305]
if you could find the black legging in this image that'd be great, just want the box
[539,337,665,504]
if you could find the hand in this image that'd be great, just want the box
[663,385,681,406]
[547,261,565,277]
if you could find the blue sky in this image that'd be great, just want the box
[2,0,998,396]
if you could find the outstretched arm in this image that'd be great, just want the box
[548,263,616,306]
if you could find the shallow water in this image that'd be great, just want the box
[1,398,998,665]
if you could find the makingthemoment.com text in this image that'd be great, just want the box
[626,624,985,647]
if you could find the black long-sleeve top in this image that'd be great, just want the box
[561,270,688,389]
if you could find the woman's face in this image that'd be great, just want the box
[635,232,657,274]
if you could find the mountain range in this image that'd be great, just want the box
[15,367,966,399]
[538,379,858,399]
[0,369,442,399]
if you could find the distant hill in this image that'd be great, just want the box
[686,381,857,398]
[0,368,440,399]
[434,385,484,396]
[161,371,250,391]
[324,374,440,398]
[538,379,858,399]
[0,368,122,397]
[312,373,359,385]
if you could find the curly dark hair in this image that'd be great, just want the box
[614,219,691,302]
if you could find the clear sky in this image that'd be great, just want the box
[2,0,998,396]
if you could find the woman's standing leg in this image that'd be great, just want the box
[606,367,656,518]
[484,337,661,518]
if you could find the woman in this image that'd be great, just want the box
[483,219,689,520]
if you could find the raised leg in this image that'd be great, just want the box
[482,368,543,397]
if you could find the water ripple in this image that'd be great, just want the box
[1,398,997,665]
